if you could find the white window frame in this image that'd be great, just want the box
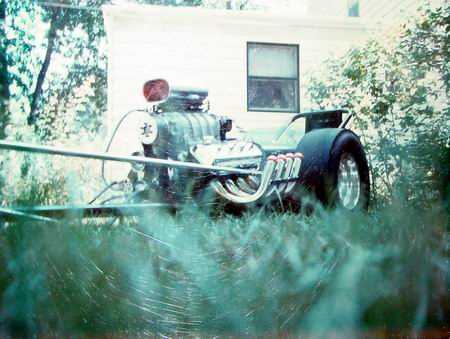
[247,42,300,113]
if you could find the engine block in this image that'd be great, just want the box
[121,83,305,205]
[131,107,303,205]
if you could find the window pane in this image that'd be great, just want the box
[248,78,298,112]
[248,43,298,78]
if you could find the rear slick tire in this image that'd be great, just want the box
[296,130,370,211]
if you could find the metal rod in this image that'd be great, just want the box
[17,203,173,218]
[0,207,57,223]
[0,140,261,176]
[339,112,354,129]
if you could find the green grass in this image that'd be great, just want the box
[0,197,448,337]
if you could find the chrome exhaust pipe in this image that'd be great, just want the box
[277,153,294,193]
[224,179,250,197]
[285,153,303,194]
[236,177,257,195]
[211,156,276,204]
[210,152,303,204]
[265,155,286,197]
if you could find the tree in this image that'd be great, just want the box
[0,0,8,139]
[4,0,109,139]
[305,2,450,205]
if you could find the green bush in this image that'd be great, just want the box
[305,2,449,207]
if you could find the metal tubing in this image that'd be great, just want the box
[285,156,302,194]
[210,158,276,204]
[278,156,294,193]
[0,207,57,223]
[0,140,261,176]
[224,179,249,198]
[236,177,257,195]
[17,203,173,218]
[265,157,286,197]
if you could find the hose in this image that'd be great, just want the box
[101,108,148,187]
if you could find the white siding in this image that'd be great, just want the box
[306,1,348,17]
[362,0,420,20]
[249,0,446,19]
[361,0,446,20]
[103,5,371,135]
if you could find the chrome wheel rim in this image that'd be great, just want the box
[337,153,360,210]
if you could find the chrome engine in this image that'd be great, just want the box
[126,84,303,205]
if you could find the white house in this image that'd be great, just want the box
[102,0,441,137]
[103,4,373,136]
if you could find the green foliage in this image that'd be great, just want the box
[4,0,108,141]
[305,2,450,206]
[0,202,448,336]
[0,0,8,140]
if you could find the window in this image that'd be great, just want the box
[247,42,299,113]
[348,0,360,17]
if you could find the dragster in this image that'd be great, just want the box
[0,79,370,222]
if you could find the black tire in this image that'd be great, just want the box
[297,130,370,210]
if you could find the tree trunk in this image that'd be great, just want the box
[28,9,59,125]
[0,0,9,138]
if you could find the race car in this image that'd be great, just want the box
[0,79,370,221]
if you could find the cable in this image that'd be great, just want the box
[98,194,128,205]
[88,181,119,204]
[98,189,142,205]
[83,108,147,206]
[101,108,147,187]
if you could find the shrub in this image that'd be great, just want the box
[305,2,450,207]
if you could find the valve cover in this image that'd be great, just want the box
[190,140,263,170]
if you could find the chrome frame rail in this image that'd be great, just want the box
[0,140,261,176]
